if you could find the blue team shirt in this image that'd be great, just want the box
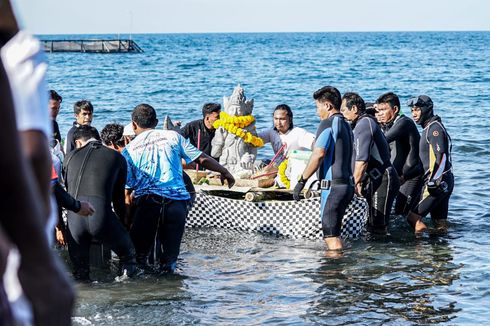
[122,129,202,200]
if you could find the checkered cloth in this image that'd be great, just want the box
[187,193,368,239]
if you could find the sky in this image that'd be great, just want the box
[14,0,490,35]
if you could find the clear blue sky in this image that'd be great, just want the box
[14,0,490,34]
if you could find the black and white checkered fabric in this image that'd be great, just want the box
[187,193,368,239]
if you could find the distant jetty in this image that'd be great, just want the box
[42,39,143,53]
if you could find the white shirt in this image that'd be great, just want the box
[259,127,315,156]
[1,30,51,137]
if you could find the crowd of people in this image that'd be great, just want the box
[0,0,454,324]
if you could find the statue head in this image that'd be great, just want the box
[223,84,254,116]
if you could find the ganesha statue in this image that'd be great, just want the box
[211,84,263,177]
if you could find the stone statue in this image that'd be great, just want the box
[211,85,258,177]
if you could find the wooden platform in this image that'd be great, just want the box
[42,39,143,53]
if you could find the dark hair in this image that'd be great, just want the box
[202,103,221,117]
[132,103,157,128]
[49,90,62,102]
[273,104,294,130]
[73,125,100,142]
[100,123,124,147]
[313,86,342,110]
[342,92,366,113]
[376,92,400,110]
[74,100,94,115]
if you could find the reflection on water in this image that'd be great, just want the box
[72,227,465,325]
[308,237,461,325]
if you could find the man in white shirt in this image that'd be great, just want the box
[258,104,315,162]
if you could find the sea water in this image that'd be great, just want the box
[43,32,490,324]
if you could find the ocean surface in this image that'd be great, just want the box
[42,32,490,325]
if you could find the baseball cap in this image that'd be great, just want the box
[123,123,135,136]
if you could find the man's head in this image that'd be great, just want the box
[131,103,158,134]
[408,95,434,126]
[49,90,62,119]
[313,86,341,120]
[73,100,93,126]
[340,92,366,122]
[73,125,100,148]
[273,104,294,134]
[202,103,221,130]
[375,92,400,125]
[101,123,125,152]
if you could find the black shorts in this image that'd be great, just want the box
[320,184,355,237]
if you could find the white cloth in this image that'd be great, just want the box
[258,127,315,156]
[1,30,51,137]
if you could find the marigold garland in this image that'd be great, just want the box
[213,112,264,147]
[278,158,290,189]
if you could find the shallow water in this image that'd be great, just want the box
[43,32,490,324]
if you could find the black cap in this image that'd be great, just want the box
[407,95,433,109]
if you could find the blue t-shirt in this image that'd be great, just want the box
[122,129,202,200]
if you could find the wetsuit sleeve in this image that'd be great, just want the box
[178,133,202,164]
[314,121,333,150]
[427,123,450,181]
[403,122,423,180]
[384,118,407,143]
[353,118,373,162]
[112,156,127,220]
[53,182,80,212]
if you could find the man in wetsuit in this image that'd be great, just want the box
[293,86,354,251]
[341,92,400,235]
[63,125,136,280]
[65,99,94,153]
[406,95,454,233]
[49,89,63,146]
[123,103,235,274]
[180,102,221,160]
[375,92,424,215]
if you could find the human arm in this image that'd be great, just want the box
[427,122,451,183]
[353,161,368,196]
[195,153,235,188]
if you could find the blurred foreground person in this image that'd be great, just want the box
[0,23,74,326]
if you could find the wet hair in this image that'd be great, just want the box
[49,90,62,102]
[132,103,157,128]
[100,123,125,147]
[313,86,342,110]
[74,100,94,115]
[73,125,100,142]
[273,104,294,130]
[202,103,221,117]
[342,92,366,113]
[376,92,400,111]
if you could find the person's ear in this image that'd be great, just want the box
[75,139,82,148]
[393,105,399,114]
[132,121,137,131]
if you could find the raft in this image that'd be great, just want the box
[187,185,368,239]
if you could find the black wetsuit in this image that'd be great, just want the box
[315,113,354,237]
[180,119,217,159]
[63,141,135,280]
[353,114,400,230]
[413,115,454,220]
[65,122,83,154]
[52,119,61,145]
[381,115,424,215]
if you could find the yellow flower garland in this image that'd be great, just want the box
[278,159,290,189]
[213,112,264,147]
